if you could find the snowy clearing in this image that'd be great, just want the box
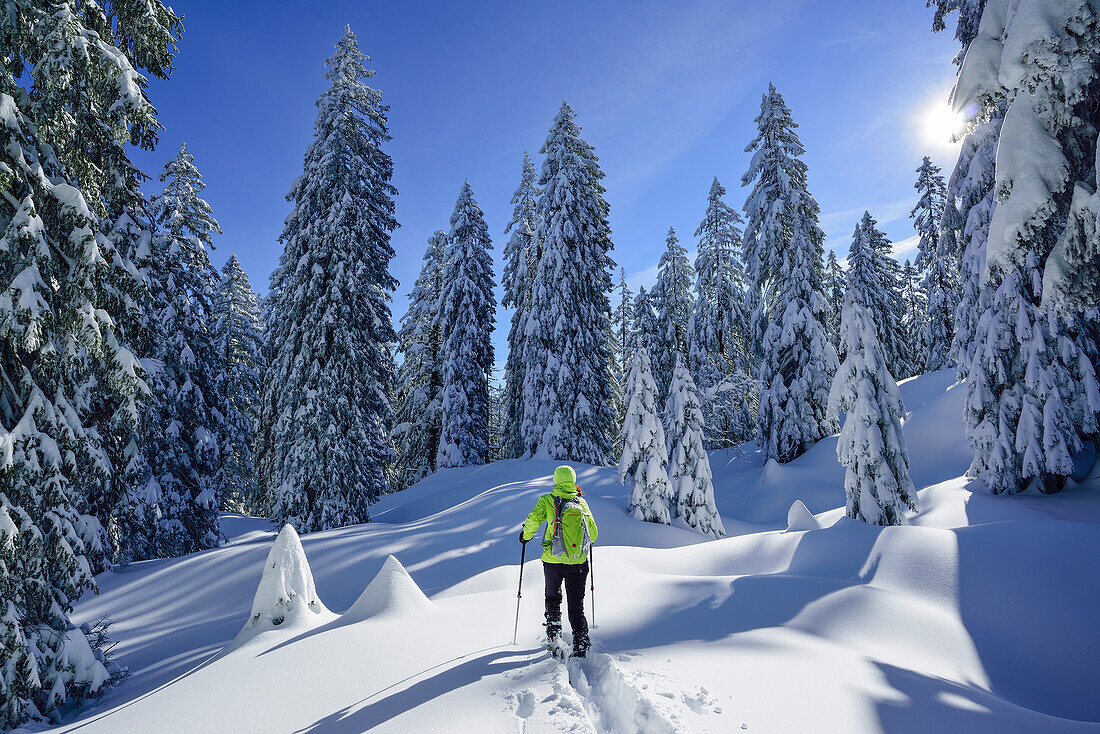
[40,372,1100,734]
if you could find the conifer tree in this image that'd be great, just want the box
[265,27,398,530]
[741,84,837,462]
[619,350,673,524]
[0,0,181,725]
[823,250,846,351]
[651,227,694,403]
[910,157,956,372]
[911,157,948,273]
[436,182,496,468]
[501,154,540,459]
[614,268,634,385]
[828,293,918,526]
[845,212,907,377]
[928,1,995,382]
[899,259,929,377]
[950,0,1100,495]
[688,177,754,447]
[521,102,616,464]
[664,357,725,537]
[131,143,225,559]
[392,231,447,490]
[212,255,266,515]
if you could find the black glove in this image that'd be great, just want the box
[519,530,528,544]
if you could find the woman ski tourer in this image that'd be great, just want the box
[519,465,598,657]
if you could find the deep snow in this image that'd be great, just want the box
[39,371,1100,733]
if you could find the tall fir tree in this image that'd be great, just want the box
[846,212,907,377]
[828,292,918,526]
[501,154,540,459]
[651,226,694,404]
[0,0,182,726]
[131,143,225,560]
[664,357,725,538]
[950,0,1100,495]
[212,254,265,515]
[392,231,447,490]
[612,267,634,455]
[619,350,673,524]
[929,0,995,382]
[899,259,929,378]
[688,177,754,447]
[741,84,837,462]
[520,102,616,464]
[823,250,846,352]
[911,157,956,372]
[614,268,635,382]
[911,156,948,273]
[265,27,398,530]
[436,182,496,468]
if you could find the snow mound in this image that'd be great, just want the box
[786,500,820,532]
[241,524,328,634]
[343,555,432,622]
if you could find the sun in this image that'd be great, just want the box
[920,101,967,146]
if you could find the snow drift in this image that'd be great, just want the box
[48,374,1100,733]
[239,524,328,636]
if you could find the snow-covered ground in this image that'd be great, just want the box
[43,371,1100,733]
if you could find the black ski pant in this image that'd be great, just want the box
[543,560,589,642]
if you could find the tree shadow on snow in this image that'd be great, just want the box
[870,661,1093,734]
[597,520,882,651]
[292,646,539,733]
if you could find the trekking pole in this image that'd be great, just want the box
[589,544,596,629]
[512,540,527,645]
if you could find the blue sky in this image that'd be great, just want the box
[133,0,961,372]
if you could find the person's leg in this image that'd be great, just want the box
[563,561,589,651]
[543,562,564,637]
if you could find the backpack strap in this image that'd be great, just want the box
[551,495,564,539]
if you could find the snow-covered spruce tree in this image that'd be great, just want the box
[844,212,907,377]
[501,153,540,459]
[266,27,398,531]
[651,226,694,404]
[619,350,673,524]
[664,357,725,537]
[899,259,929,378]
[741,84,838,463]
[436,181,496,468]
[629,286,660,364]
[688,177,755,447]
[614,268,635,380]
[520,102,616,464]
[928,0,995,381]
[828,293,918,526]
[911,156,948,273]
[488,379,508,462]
[212,254,266,515]
[910,157,956,372]
[0,0,182,726]
[131,143,225,560]
[823,250,846,351]
[392,231,447,491]
[952,0,1100,495]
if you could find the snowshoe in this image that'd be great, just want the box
[570,635,589,658]
[545,622,566,660]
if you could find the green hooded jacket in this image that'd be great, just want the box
[521,467,598,565]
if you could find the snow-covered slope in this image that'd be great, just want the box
[44,372,1100,733]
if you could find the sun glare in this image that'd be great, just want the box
[921,101,967,146]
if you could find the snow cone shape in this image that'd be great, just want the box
[786,500,821,532]
[243,524,328,632]
[343,555,431,622]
